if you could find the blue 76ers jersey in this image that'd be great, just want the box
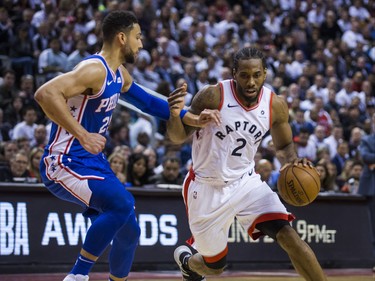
[45,54,123,157]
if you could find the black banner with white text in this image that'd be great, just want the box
[0,184,372,272]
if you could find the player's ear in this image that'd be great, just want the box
[118,32,127,45]
[232,68,236,78]
[264,68,267,81]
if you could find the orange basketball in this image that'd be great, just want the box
[277,163,321,206]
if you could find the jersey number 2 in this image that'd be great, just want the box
[231,138,246,156]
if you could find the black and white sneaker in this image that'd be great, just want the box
[174,245,206,281]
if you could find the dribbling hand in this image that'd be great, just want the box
[79,133,106,154]
[280,158,316,173]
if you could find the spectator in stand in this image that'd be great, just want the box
[0,151,30,182]
[340,105,364,141]
[255,158,279,191]
[143,146,159,174]
[18,8,37,41]
[263,9,282,36]
[324,88,341,116]
[132,50,161,91]
[335,78,355,107]
[9,23,36,76]
[305,97,333,136]
[16,136,31,155]
[315,147,332,165]
[291,16,311,59]
[108,151,127,184]
[299,89,315,112]
[361,80,373,108]
[332,141,350,177]
[0,140,18,168]
[112,145,132,164]
[0,69,18,110]
[326,160,339,192]
[309,125,329,151]
[31,124,47,148]
[135,132,152,152]
[31,0,55,28]
[324,125,344,159]
[340,161,363,194]
[319,10,343,43]
[308,74,329,104]
[18,74,36,108]
[294,127,317,162]
[11,106,38,143]
[28,146,43,183]
[0,108,11,142]
[149,156,184,186]
[336,158,354,188]
[349,127,365,160]
[180,62,198,96]
[4,96,24,129]
[296,75,311,99]
[154,54,177,91]
[290,108,314,137]
[286,49,306,81]
[195,67,210,91]
[341,18,366,50]
[59,26,75,56]
[32,21,51,59]
[307,1,325,27]
[129,113,153,149]
[104,123,130,156]
[66,39,90,71]
[349,0,371,22]
[72,5,95,36]
[0,7,14,68]
[315,161,331,192]
[126,152,153,187]
[38,37,68,81]
[349,57,371,80]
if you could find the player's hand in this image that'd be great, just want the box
[292,158,314,168]
[78,132,106,154]
[280,158,313,172]
[168,83,187,117]
[197,109,222,127]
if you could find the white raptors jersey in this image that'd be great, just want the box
[191,79,273,184]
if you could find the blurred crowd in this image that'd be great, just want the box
[0,0,374,193]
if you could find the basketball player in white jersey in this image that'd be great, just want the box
[35,11,219,281]
[167,47,327,281]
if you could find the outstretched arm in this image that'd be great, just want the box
[122,81,220,128]
[122,81,187,120]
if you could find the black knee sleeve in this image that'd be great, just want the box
[256,220,290,240]
[203,255,227,270]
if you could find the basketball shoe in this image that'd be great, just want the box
[62,274,89,281]
[174,245,206,281]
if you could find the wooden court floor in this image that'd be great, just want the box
[0,269,374,281]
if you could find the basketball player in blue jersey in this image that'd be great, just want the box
[34,10,220,281]
[167,47,327,281]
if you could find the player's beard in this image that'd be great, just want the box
[124,45,135,64]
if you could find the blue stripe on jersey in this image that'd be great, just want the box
[46,54,123,157]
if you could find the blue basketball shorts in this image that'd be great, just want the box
[40,152,135,215]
